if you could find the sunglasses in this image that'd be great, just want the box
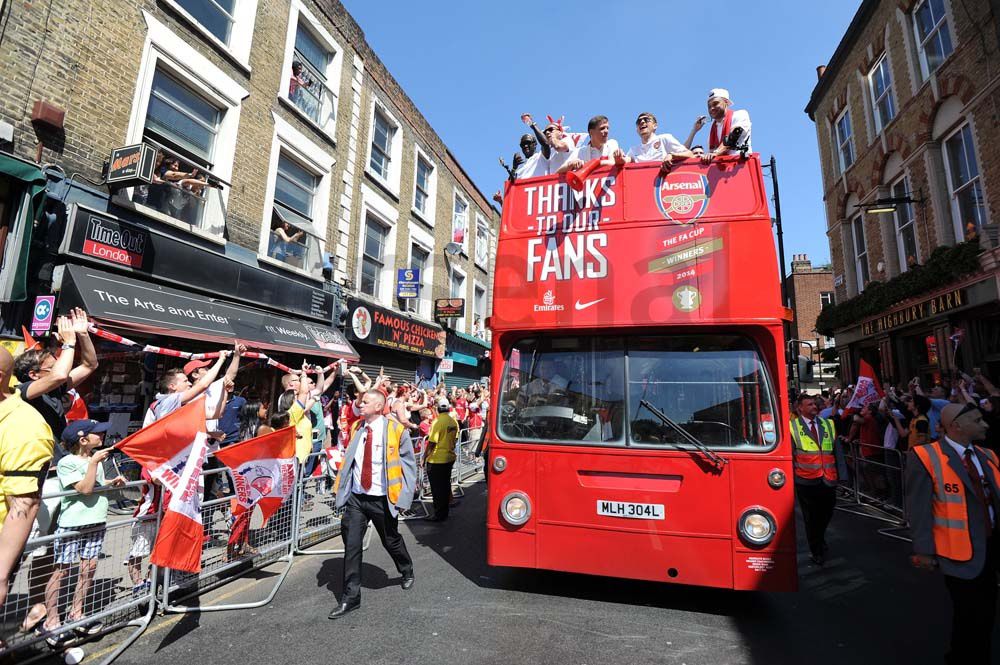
[636,117,654,125]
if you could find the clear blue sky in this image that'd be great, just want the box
[341,0,861,271]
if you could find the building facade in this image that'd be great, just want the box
[0,0,496,429]
[787,253,837,388]
[805,0,1000,386]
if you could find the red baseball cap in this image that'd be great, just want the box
[183,359,212,376]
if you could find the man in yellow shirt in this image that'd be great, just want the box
[0,346,55,614]
[425,398,458,522]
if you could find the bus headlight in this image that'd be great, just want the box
[501,492,531,526]
[738,508,776,546]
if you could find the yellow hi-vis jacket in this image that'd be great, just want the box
[332,418,406,506]
[789,416,837,486]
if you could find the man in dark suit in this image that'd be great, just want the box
[328,389,416,619]
[906,402,998,664]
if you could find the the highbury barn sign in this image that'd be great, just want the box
[860,288,966,336]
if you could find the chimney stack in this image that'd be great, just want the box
[791,254,812,273]
[816,65,826,80]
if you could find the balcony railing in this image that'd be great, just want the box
[267,210,323,275]
[128,144,226,236]
[289,55,337,131]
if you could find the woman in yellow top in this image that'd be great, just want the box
[424,399,458,522]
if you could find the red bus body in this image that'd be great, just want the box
[486,155,797,591]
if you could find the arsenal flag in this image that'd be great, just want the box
[213,427,297,527]
[116,397,209,573]
[846,359,885,411]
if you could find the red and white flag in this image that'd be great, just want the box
[116,397,209,573]
[213,427,297,527]
[846,359,885,410]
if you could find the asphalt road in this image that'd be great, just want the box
[39,480,1000,665]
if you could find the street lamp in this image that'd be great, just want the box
[860,189,925,214]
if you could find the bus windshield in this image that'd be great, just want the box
[497,334,777,450]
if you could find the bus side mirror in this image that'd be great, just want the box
[478,356,492,378]
[798,355,815,383]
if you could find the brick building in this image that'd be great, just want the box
[0,0,497,425]
[804,0,1000,386]
[787,253,837,387]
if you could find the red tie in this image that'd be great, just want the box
[963,448,994,536]
[810,420,820,443]
[360,425,373,491]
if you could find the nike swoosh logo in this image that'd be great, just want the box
[574,298,605,311]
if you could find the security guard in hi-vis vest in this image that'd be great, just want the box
[905,402,999,665]
[789,393,838,566]
[328,389,417,620]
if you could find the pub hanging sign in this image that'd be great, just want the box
[860,288,966,337]
[435,298,465,319]
[106,143,157,187]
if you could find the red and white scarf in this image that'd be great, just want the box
[709,108,734,151]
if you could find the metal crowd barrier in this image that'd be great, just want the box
[834,440,910,542]
[0,479,158,665]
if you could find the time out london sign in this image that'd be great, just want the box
[860,288,966,336]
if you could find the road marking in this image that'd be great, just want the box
[85,575,267,661]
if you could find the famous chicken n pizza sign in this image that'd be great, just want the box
[345,298,445,358]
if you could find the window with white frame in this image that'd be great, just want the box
[163,0,257,65]
[891,177,919,271]
[452,191,469,253]
[370,108,395,180]
[943,123,986,238]
[414,156,433,217]
[361,215,388,298]
[266,153,324,274]
[868,55,895,133]
[278,2,342,137]
[820,291,834,307]
[404,242,430,315]
[450,267,467,332]
[131,68,225,233]
[913,0,954,78]
[852,215,870,290]
[473,283,487,339]
[474,215,489,269]
[835,109,854,173]
[124,13,247,238]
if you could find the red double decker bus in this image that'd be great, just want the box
[485,154,797,591]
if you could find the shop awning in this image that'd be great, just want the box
[453,329,490,349]
[60,264,359,361]
[0,153,47,302]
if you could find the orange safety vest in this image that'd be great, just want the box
[789,416,837,486]
[911,441,1000,562]
[332,419,406,506]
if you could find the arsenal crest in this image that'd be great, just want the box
[654,172,711,224]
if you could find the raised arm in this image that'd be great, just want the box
[179,351,230,405]
[23,316,75,399]
[67,308,98,389]
[684,115,707,148]
[522,114,551,160]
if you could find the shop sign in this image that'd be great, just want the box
[81,213,149,269]
[396,268,421,299]
[435,298,465,319]
[833,274,844,287]
[439,358,454,373]
[31,295,55,334]
[345,298,445,358]
[106,143,156,186]
[860,288,966,336]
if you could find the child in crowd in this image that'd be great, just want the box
[42,420,125,644]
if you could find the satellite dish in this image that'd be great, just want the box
[444,242,463,256]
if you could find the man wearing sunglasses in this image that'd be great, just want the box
[625,112,694,170]
[906,401,999,664]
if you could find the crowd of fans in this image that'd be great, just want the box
[0,312,488,648]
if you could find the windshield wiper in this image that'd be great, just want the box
[639,400,727,470]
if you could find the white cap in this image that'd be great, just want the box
[708,88,731,102]
[438,398,450,409]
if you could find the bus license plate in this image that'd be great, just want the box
[597,500,665,520]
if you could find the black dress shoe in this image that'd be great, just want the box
[401,576,415,590]
[328,601,360,619]
[809,553,825,567]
